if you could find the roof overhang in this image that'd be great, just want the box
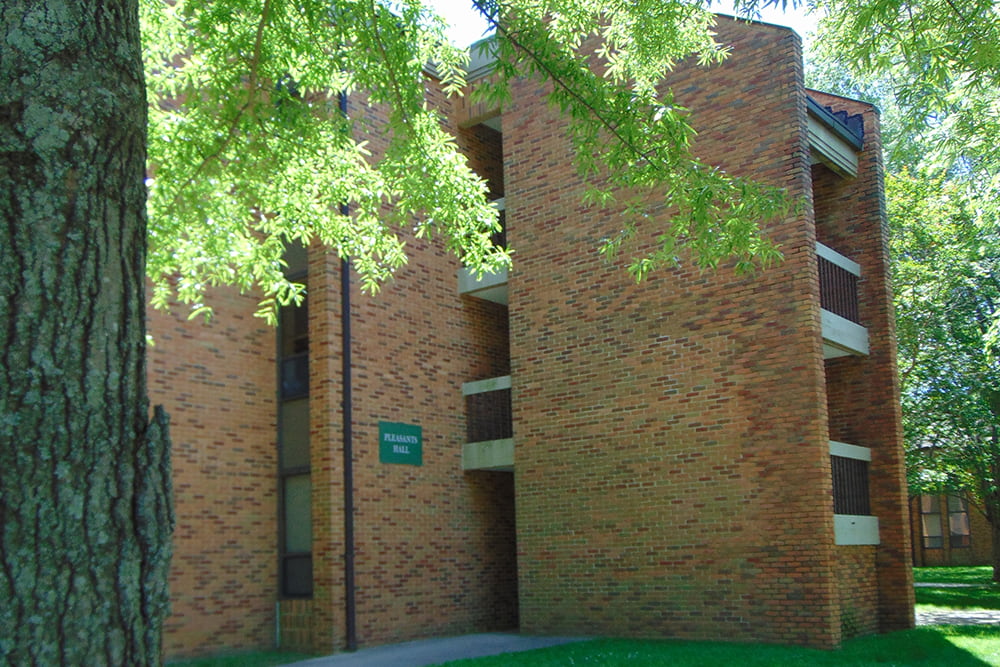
[807,96,863,178]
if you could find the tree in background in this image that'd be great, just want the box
[806,0,1000,344]
[890,170,1000,580]
[811,0,998,160]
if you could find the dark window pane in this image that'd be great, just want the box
[283,241,308,278]
[280,398,310,470]
[922,501,943,549]
[948,496,971,548]
[282,555,312,597]
[280,301,309,357]
[281,352,309,399]
[284,475,312,553]
[831,455,870,515]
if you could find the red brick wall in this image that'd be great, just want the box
[506,17,847,647]
[158,75,518,658]
[155,16,911,657]
[810,90,915,631]
[834,547,879,638]
[148,288,278,659]
[333,240,518,649]
[288,83,518,655]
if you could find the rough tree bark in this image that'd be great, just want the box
[988,424,1000,584]
[0,2,173,664]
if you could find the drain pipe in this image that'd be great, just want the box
[342,250,356,652]
[339,90,358,654]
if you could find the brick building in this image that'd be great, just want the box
[151,16,913,660]
[910,494,993,567]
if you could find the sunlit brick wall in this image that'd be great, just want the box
[506,17,873,649]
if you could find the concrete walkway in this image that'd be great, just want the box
[286,633,588,667]
[916,608,1000,625]
[915,581,1000,626]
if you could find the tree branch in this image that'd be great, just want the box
[470,0,670,174]
[166,0,274,213]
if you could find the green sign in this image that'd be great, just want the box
[379,422,422,466]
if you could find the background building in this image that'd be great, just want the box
[151,16,913,660]
[910,494,992,567]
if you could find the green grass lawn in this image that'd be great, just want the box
[440,567,1000,666]
[915,565,1000,613]
[914,566,997,586]
[438,628,1000,666]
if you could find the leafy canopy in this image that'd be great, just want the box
[808,0,999,178]
[889,169,1000,501]
[141,0,789,320]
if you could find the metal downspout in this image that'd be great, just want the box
[339,90,357,653]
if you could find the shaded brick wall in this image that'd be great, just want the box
[148,289,278,659]
[295,82,518,655]
[810,90,915,631]
[834,546,879,638]
[341,252,518,647]
[506,18,847,647]
[457,123,505,200]
[158,75,517,658]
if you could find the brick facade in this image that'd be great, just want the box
[910,495,993,567]
[151,16,911,660]
[148,289,277,658]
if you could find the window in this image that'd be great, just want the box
[279,243,311,597]
[920,495,943,549]
[831,455,870,515]
[948,496,971,549]
[828,442,879,545]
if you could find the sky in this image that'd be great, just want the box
[426,1,822,50]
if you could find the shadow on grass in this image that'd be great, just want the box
[914,566,997,586]
[440,627,1000,666]
[916,585,1000,610]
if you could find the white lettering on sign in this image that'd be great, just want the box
[384,434,419,444]
[393,445,410,454]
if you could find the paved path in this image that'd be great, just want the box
[915,581,1000,626]
[286,633,588,667]
[916,608,1000,625]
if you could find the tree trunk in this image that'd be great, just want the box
[992,522,1000,584]
[0,2,173,665]
[990,427,1000,584]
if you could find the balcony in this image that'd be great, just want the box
[458,266,508,305]
[461,375,513,471]
[830,441,879,545]
[458,199,508,305]
[818,243,869,358]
